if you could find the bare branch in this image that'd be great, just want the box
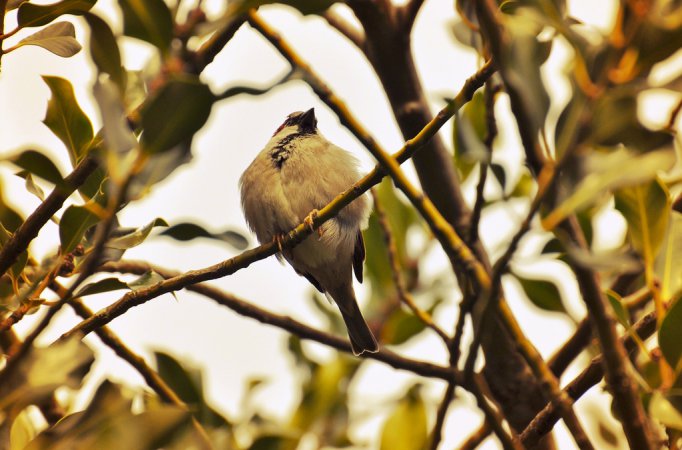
[192,15,247,72]
[321,9,365,49]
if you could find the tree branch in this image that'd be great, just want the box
[0,155,98,278]
[192,15,247,73]
[520,310,657,447]
[320,9,365,49]
[89,260,461,383]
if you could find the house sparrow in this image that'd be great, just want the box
[239,108,378,355]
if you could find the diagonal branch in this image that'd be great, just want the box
[89,260,460,382]
[321,9,365,49]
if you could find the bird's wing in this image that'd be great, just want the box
[352,230,365,283]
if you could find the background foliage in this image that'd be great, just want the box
[0,0,681,449]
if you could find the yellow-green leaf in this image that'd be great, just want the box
[59,204,100,253]
[380,385,428,450]
[14,21,81,57]
[17,0,95,28]
[119,0,173,52]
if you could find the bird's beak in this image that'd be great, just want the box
[299,108,316,131]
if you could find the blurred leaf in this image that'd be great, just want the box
[10,408,37,450]
[381,306,427,345]
[74,277,129,297]
[11,149,65,186]
[597,420,620,447]
[566,247,641,275]
[128,142,193,198]
[541,238,563,255]
[511,271,567,314]
[0,336,94,413]
[649,391,682,431]
[509,171,535,198]
[128,271,165,290]
[249,434,299,450]
[17,0,95,27]
[42,76,94,166]
[615,178,670,263]
[656,212,682,300]
[380,385,427,450]
[140,77,215,154]
[59,204,100,253]
[22,173,45,200]
[155,352,230,428]
[15,21,81,57]
[605,290,630,327]
[660,297,682,372]
[160,222,248,250]
[453,91,488,181]
[107,218,168,250]
[542,148,676,230]
[0,185,24,232]
[500,13,550,138]
[450,18,482,52]
[120,0,173,52]
[85,13,126,94]
[26,381,190,450]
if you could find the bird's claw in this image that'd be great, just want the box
[273,233,284,253]
[304,209,323,237]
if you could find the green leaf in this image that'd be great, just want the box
[14,21,81,57]
[107,218,168,250]
[649,391,682,431]
[606,290,630,327]
[0,336,94,413]
[453,91,487,181]
[25,381,190,450]
[17,0,96,28]
[656,212,682,300]
[511,271,567,314]
[380,385,428,450]
[543,148,676,230]
[22,173,45,201]
[84,13,126,93]
[74,277,129,297]
[59,204,100,253]
[42,76,94,165]
[11,149,65,186]
[0,184,24,232]
[128,271,165,290]
[0,223,28,278]
[381,307,427,346]
[140,77,215,154]
[160,222,248,250]
[119,0,173,52]
[660,297,682,372]
[615,178,670,263]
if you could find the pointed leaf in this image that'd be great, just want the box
[17,0,95,28]
[23,173,45,201]
[615,178,670,264]
[107,218,168,250]
[159,222,248,250]
[42,76,94,165]
[650,391,682,431]
[606,290,630,327]
[11,149,65,186]
[84,13,125,93]
[512,272,567,314]
[660,297,682,372]
[128,271,165,290]
[119,0,173,51]
[140,77,215,154]
[656,212,682,300]
[15,21,81,57]
[75,277,129,297]
[59,204,100,253]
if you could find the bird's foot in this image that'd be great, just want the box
[273,233,285,253]
[304,209,324,237]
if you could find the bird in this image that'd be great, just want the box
[239,108,378,356]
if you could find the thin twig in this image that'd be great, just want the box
[469,377,522,450]
[91,260,462,383]
[0,155,98,278]
[192,15,247,72]
[430,382,455,450]
[458,421,493,450]
[520,311,657,447]
[371,189,451,345]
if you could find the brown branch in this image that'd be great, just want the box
[430,383,455,450]
[192,15,247,73]
[400,0,425,30]
[458,421,492,450]
[90,260,461,383]
[0,155,98,278]
[520,310,657,447]
[371,190,451,345]
[320,9,365,49]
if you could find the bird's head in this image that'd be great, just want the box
[272,108,318,138]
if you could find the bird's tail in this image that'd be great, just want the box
[330,285,379,356]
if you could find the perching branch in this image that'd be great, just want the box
[90,260,461,383]
[320,9,365,49]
